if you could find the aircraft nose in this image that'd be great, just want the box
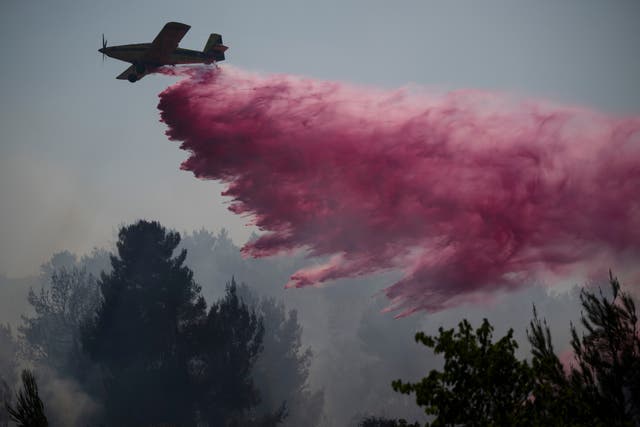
[99,48,104,53]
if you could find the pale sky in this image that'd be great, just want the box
[1,0,639,277]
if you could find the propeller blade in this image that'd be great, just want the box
[101,34,106,62]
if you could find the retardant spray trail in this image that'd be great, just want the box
[158,66,640,315]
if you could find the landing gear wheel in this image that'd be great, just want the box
[127,74,138,83]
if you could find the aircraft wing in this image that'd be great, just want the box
[116,64,148,82]
[144,22,191,63]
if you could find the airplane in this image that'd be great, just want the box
[99,22,227,82]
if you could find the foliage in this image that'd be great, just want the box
[193,278,265,426]
[0,324,18,427]
[9,223,323,426]
[82,221,269,426]
[528,271,640,426]
[229,402,288,427]
[181,229,247,302]
[82,220,207,426]
[392,319,533,426]
[39,251,77,281]
[526,305,595,425]
[38,248,111,281]
[238,284,324,427]
[5,369,48,427]
[357,415,420,427]
[0,324,17,387]
[20,268,100,378]
[571,272,640,424]
[0,379,8,427]
[392,272,640,426]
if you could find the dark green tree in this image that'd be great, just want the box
[528,272,639,426]
[526,305,595,426]
[5,369,48,427]
[227,402,288,427]
[82,220,207,426]
[571,272,639,424]
[392,273,639,426]
[357,416,420,427]
[193,279,265,426]
[392,319,534,426]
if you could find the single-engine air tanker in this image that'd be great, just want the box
[99,22,227,82]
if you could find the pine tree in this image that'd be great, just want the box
[5,370,48,427]
[193,279,264,426]
[82,220,207,426]
[528,272,640,425]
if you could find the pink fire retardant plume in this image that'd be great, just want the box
[158,66,640,316]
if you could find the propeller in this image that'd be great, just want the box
[101,34,107,62]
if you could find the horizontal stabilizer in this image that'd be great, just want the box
[203,33,227,61]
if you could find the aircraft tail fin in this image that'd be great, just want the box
[204,33,227,62]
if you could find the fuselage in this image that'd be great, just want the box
[99,43,214,67]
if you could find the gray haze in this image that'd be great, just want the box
[0,228,591,426]
[179,230,588,425]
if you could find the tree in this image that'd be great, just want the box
[254,297,323,427]
[236,284,324,427]
[39,248,111,281]
[0,325,18,427]
[39,251,77,282]
[526,305,595,426]
[0,379,9,427]
[392,272,640,426]
[571,272,639,424]
[82,221,269,426]
[193,279,265,426]
[5,369,48,427]
[357,416,419,427]
[20,268,100,379]
[528,272,640,426]
[227,402,288,427]
[82,220,207,426]
[392,319,533,426]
